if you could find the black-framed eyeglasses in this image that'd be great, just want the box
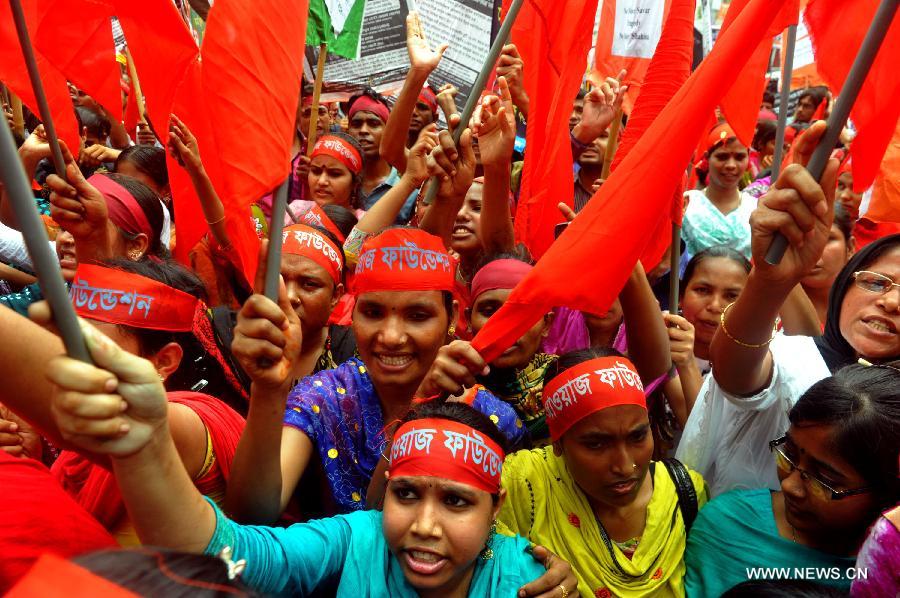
[768,436,874,501]
[853,270,900,295]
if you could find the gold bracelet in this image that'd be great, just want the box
[206,213,226,226]
[719,302,775,349]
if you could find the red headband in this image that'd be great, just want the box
[352,229,455,294]
[418,86,437,114]
[89,174,153,239]
[349,95,390,124]
[70,264,199,331]
[706,123,737,152]
[388,418,504,494]
[543,356,646,441]
[301,204,345,242]
[470,259,532,302]
[311,135,363,174]
[282,224,343,283]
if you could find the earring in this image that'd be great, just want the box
[447,323,456,338]
[480,520,497,560]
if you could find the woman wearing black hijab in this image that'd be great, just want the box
[675,150,900,497]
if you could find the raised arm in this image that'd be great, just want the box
[619,261,671,383]
[356,128,437,236]
[168,115,231,249]
[225,243,312,523]
[571,72,626,162]
[711,123,839,396]
[472,77,516,255]
[418,118,476,245]
[379,12,447,173]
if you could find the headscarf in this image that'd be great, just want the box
[816,234,900,371]
[348,95,390,124]
[705,122,737,153]
[88,174,153,239]
[388,418,504,494]
[470,259,532,302]
[352,228,455,294]
[282,224,343,284]
[542,356,646,441]
[310,135,363,174]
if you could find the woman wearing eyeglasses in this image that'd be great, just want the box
[684,361,900,596]
[676,124,900,497]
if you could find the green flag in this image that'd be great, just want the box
[307,0,367,60]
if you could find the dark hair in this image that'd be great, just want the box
[788,361,900,503]
[75,106,111,140]
[575,89,587,101]
[543,347,625,387]
[798,87,827,109]
[312,131,365,210]
[761,91,776,106]
[298,223,347,285]
[473,250,534,275]
[751,119,778,152]
[680,245,751,297]
[832,202,854,245]
[401,399,511,458]
[73,548,258,597]
[98,172,166,257]
[722,579,846,598]
[116,145,169,191]
[103,257,248,411]
[319,203,359,239]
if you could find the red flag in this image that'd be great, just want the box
[0,2,80,153]
[592,0,673,114]
[34,0,121,120]
[804,0,900,193]
[508,0,601,259]
[111,0,198,136]
[718,0,800,147]
[608,0,694,270]
[472,0,788,362]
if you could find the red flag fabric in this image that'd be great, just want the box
[863,120,900,222]
[592,0,673,114]
[194,0,308,280]
[472,0,787,363]
[34,0,121,120]
[607,0,694,270]
[0,2,80,153]
[718,0,800,147]
[508,0,601,260]
[111,0,198,136]
[804,0,900,193]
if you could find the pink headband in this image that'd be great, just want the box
[470,259,533,302]
[349,95,390,123]
[88,174,153,239]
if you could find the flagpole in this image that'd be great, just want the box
[765,0,899,264]
[0,118,90,362]
[8,0,66,178]
[264,177,290,300]
[421,0,526,206]
[125,48,148,131]
[770,24,797,180]
[306,42,328,155]
[667,221,682,376]
[600,108,624,181]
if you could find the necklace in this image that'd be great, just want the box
[790,522,799,543]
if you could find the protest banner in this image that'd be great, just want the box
[304,0,495,110]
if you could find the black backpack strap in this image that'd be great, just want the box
[662,458,699,533]
[328,324,358,364]
[210,306,251,392]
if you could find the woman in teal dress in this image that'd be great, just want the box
[685,362,900,596]
[43,315,550,597]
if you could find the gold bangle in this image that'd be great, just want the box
[719,302,774,349]
[206,213,226,226]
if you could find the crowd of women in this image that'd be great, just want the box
[0,10,898,598]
